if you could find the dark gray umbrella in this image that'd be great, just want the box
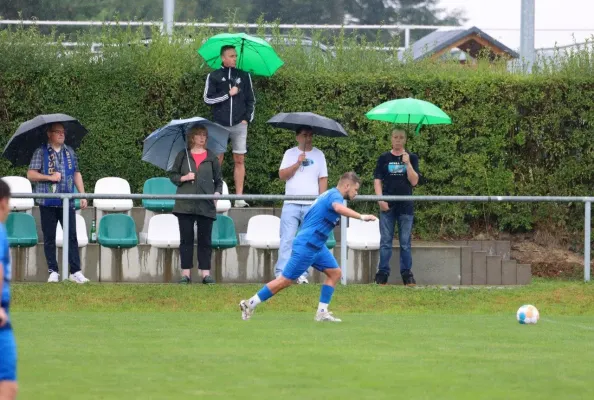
[2,114,88,166]
[266,112,348,137]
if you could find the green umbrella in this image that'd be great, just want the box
[197,32,284,77]
[365,97,451,134]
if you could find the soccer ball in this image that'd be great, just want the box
[516,305,539,324]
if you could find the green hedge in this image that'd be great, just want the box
[1,26,594,239]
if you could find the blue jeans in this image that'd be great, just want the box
[378,209,414,275]
[274,203,311,279]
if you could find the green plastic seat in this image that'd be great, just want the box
[6,212,38,247]
[211,215,238,249]
[325,230,337,249]
[97,214,138,249]
[142,177,176,212]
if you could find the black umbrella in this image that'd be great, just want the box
[2,114,89,166]
[266,112,348,137]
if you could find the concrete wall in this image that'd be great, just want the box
[10,243,463,285]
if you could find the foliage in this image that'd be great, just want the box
[1,25,594,238]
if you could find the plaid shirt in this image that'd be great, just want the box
[29,145,80,206]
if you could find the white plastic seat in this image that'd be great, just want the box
[216,181,231,213]
[2,176,34,211]
[245,215,281,249]
[346,218,381,250]
[56,214,89,247]
[93,177,134,212]
[147,214,180,248]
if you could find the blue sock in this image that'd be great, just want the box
[257,285,274,302]
[319,284,334,305]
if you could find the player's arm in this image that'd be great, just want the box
[332,202,376,221]
[0,262,6,327]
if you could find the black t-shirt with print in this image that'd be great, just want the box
[373,151,420,215]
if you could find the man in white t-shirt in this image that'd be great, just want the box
[275,126,328,283]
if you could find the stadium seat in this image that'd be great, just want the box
[146,214,180,248]
[346,218,380,250]
[6,212,38,247]
[211,214,238,249]
[1,176,34,211]
[56,214,88,248]
[93,177,134,212]
[216,181,231,213]
[245,215,281,249]
[97,214,138,248]
[142,177,176,212]
[325,230,337,249]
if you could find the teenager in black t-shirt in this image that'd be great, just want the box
[373,129,420,285]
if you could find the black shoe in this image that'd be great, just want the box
[179,276,191,284]
[401,270,416,286]
[202,275,216,285]
[374,271,388,285]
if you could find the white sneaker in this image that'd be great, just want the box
[239,300,254,320]
[297,276,309,284]
[315,311,342,322]
[47,272,60,283]
[69,271,90,284]
[234,200,249,208]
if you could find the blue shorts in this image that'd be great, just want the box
[282,244,339,280]
[0,328,17,382]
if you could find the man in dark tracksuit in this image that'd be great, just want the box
[203,45,255,208]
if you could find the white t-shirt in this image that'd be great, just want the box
[280,147,328,205]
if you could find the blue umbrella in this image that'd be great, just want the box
[142,117,230,171]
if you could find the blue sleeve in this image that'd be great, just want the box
[330,191,344,207]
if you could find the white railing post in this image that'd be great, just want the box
[61,197,69,282]
[340,200,348,285]
[585,201,591,282]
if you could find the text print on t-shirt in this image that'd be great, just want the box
[387,161,406,175]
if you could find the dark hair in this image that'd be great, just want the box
[0,179,11,201]
[186,124,208,149]
[296,125,313,135]
[339,171,361,185]
[220,45,236,56]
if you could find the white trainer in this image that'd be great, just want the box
[239,300,254,320]
[315,311,342,322]
[69,271,90,284]
[234,200,249,208]
[297,276,309,284]
[47,272,60,283]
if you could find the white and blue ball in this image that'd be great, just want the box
[516,305,539,324]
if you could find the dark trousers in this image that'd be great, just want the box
[40,206,81,274]
[175,213,213,270]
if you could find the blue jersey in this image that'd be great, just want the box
[0,223,10,312]
[294,188,344,249]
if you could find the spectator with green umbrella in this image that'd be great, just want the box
[200,33,283,208]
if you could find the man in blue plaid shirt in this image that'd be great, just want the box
[27,123,90,284]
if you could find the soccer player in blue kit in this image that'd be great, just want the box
[240,172,377,322]
[0,179,18,400]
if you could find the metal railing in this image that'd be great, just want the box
[10,192,593,284]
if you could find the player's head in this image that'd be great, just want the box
[391,129,406,150]
[220,45,237,68]
[296,125,313,149]
[337,171,360,201]
[0,179,11,223]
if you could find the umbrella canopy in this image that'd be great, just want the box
[2,114,88,166]
[142,117,231,171]
[198,32,284,77]
[365,97,451,133]
[266,112,348,138]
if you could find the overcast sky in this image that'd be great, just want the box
[439,0,593,50]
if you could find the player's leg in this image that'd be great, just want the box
[240,245,313,320]
[312,247,342,322]
[0,329,18,400]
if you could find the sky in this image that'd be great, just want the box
[438,0,594,50]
